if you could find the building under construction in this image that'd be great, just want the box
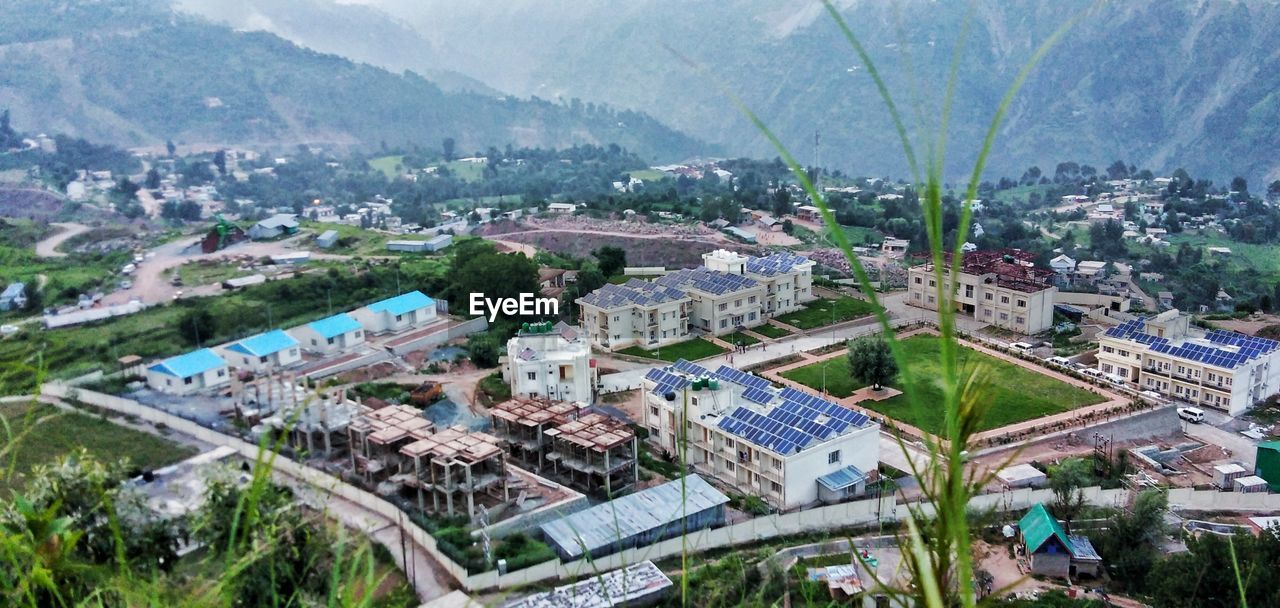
[399,426,509,520]
[347,404,436,485]
[233,372,359,458]
[490,400,638,495]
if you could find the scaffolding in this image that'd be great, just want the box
[399,426,509,520]
[545,413,638,496]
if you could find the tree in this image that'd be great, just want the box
[594,246,627,278]
[1094,489,1168,591]
[213,149,227,176]
[772,187,791,217]
[467,333,501,367]
[165,139,176,157]
[1048,459,1092,532]
[144,167,161,189]
[442,137,456,162]
[847,337,897,390]
[1268,180,1280,201]
[444,240,540,319]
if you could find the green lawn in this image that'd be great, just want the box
[626,168,668,181]
[0,402,196,496]
[430,160,486,183]
[722,331,759,346]
[619,337,727,362]
[823,224,883,248]
[780,335,1105,434]
[752,324,792,339]
[367,154,406,179]
[165,261,252,287]
[773,296,876,330]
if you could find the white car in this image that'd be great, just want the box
[1178,407,1205,423]
[172,290,184,300]
[1010,342,1034,352]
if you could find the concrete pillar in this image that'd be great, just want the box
[604,449,612,495]
[464,463,475,520]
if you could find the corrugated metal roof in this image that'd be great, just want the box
[540,474,728,559]
[366,291,434,315]
[1019,503,1075,556]
[308,313,362,339]
[816,465,866,491]
[1068,535,1101,561]
[226,330,298,357]
[1,283,25,298]
[148,348,226,377]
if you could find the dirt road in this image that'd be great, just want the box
[34,222,91,257]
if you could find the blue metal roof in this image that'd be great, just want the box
[1,283,25,298]
[225,330,299,357]
[307,313,362,339]
[367,291,434,315]
[149,348,226,377]
[816,465,867,491]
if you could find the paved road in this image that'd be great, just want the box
[34,222,91,257]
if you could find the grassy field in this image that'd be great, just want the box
[823,224,883,248]
[0,219,133,310]
[619,337,727,362]
[164,261,253,287]
[722,331,759,346]
[300,221,392,256]
[1167,230,1280,284]
[779,335,1104,434]
[752,323,792,339]
[773,296,876,330]
[430,160,486,183]
[0,402,196,496]
[993,183,1054,206]
[439,194,522,210]
[367,155,406,179]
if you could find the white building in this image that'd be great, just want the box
[577,251,816,350]
[352,291,437,334]
[221,329,302,372]
[146,349,230,395]
[290,313,365,355]
[1097,311,1280,416]
[642,360,879,509]
[906,249,1057,334]
[503,321,594,403]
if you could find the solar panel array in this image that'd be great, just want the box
[1104,318,1280,369]
[745,252,810,277]
[741,386,774,405]
[645,368,690,397]
[713,365,771,390]
[580,280,688,309]
[654,268,758,296]
[672,359,711,377]
[716,388,872,455]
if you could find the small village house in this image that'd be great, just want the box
[146,348,230,395]
[352,291,437,334]
[248,214,299,240]
[289,313,365,355]
[1018,504,1102,579]
[221,329,302,372]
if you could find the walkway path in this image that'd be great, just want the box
[34,222,91,257]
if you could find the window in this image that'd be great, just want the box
[527,372,536,380]
[216,369,225,377]
[183,377,193,385]
[613,315,620,322]
[1017,299,1026,307]
[1102,346,1114,354]
[312,339,319,346]
[749,296,757,304]
[735,299,742,307]
[985,293,993,301]
[719,319,727,329]
[289,348,297,357]
[395,314,403,322]
[650,406,659,417]
[259,356,268,364]
[353,330,361,338]
[326,337,334,345]
[1016,316,1025,325]
[1000,295,1010,304]
[914,277,922,285]
[999,312,1008,321]
[772,458,782,470]
[770,481,782,493]
[928,280,936,287]
[1101,363,1112,373]
[748,312,757,321]
[719,303,728,311]
[828,450,841,464]
[726,461,735,471]
[725,438,735,449]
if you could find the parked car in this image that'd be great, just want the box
[1045,356,1072,368]
[1010,342,1034,352]
[1178,407,1205,423]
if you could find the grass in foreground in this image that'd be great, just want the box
[0,401,195,496]
[780,335,1104,434]
[618,337,727,362]
[773,295,876,330]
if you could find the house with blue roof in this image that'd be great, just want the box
[353,291,437,334]
[220,329,302,372]
[289,313,366,354]
[146,348,230,394]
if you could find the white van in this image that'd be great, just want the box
[1080,368,1104,380]
[1010,342,1034,352]
[1105,373,1128,387]
[1178,407,1205,424]
[1046,356,1072,368]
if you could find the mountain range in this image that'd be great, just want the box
[0,0,705,161]
[186,0,1280,184]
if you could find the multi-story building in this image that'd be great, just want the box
[702,249,816,317]
[576,250,816,351]
[1096,311,1280,416]
[642,359,879,510]
[502,321,595,403]
[906,249,1057,334]
[577,280,692,351]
